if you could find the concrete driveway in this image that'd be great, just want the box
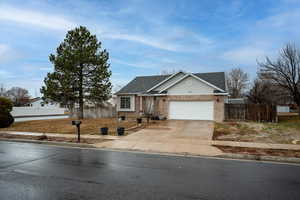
[125,120,214,141]
[96,120,223,156]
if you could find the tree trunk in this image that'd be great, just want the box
[294,95,300,117]
[78,65,84,119]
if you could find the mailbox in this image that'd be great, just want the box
[72,120,82,126]
[72,120,82,142]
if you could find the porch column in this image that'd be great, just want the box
[139,96,143,112]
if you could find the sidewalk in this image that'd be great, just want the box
[94,140,224,156]
[0,131,120,140]
[94,138,300,157]
[1,130,300,156]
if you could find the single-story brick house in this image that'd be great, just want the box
[115,71,228,122]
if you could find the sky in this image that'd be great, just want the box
[1,0,300,97]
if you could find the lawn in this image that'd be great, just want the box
[216,146,300,158]
[0,118,137,135]
[214,117,300,145]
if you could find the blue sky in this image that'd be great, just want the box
[1,0,300,96]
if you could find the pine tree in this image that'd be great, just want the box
[41,26,112,119]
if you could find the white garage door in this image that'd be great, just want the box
[168,101,214,120]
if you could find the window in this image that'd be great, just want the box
[120,97,131,109]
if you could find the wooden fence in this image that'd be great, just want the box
[70,105,116,118]
[225,104,277,122]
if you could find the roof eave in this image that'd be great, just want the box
[115,92,140,95]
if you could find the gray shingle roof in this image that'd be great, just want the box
[194,72,226,92]
[116,72,226,94]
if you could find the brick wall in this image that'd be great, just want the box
[162,95,225,122]
[118,95,140,119]
[117,95,226,122]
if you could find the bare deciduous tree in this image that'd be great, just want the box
[247,79,277,104]
[6,87,30,106]
[226,68,249,98]
[0,84,7,97]
[259,43,300,114]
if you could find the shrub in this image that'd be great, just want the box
[0,112,14,128]
[0,97,13,113]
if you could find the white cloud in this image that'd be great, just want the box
[257,9,300,30]
[0,44,9,59]
[221,8,300,66]
[101,32,181,52]
[0,69,15,78]
[97,23,213,52]
[100,30,214,52]
[0,44,19,62]
[0,5,77,31]
[222,46,269,64]
[111,58,157,69]
[0,5,213,52]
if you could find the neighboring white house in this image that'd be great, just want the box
[107,95,117,106]
[11,97,67,119]
[29,97,62,109]
[277,105,290,113]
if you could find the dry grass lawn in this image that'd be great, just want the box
[216,145,300,158]
[0,118,137,135]
[214,118,300,145]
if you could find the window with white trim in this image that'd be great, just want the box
[120,97,131,109]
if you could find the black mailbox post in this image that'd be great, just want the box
[72,120,82,143]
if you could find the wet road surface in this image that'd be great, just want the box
[0,141,300,200]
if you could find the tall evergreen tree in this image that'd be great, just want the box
[41,26,112,119]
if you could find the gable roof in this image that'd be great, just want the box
[116,72,226,94]
[159,73,225,93]
[146,71,186,92]
[30,97,42,103]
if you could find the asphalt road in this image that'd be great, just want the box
[0,141,300,200]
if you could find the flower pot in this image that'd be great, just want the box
[137,118,142,124]
[100,127,108,135]
[151,116,159,120]
[117,127,125,136]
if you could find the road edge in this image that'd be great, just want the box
[1,138,300,165]
[217,153,300,164]
[0,138,94,148]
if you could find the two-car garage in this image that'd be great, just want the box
[168,101,214,120]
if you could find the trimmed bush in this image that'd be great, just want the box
[0,112,14,128]
[0,97,13,113]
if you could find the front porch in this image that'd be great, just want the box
[118,95,168,119]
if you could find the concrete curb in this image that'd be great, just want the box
[1,138,299,165]
[0,138,95,148]
[100,147,300,165]
[94,146,300,164]
[218,153,300,164]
